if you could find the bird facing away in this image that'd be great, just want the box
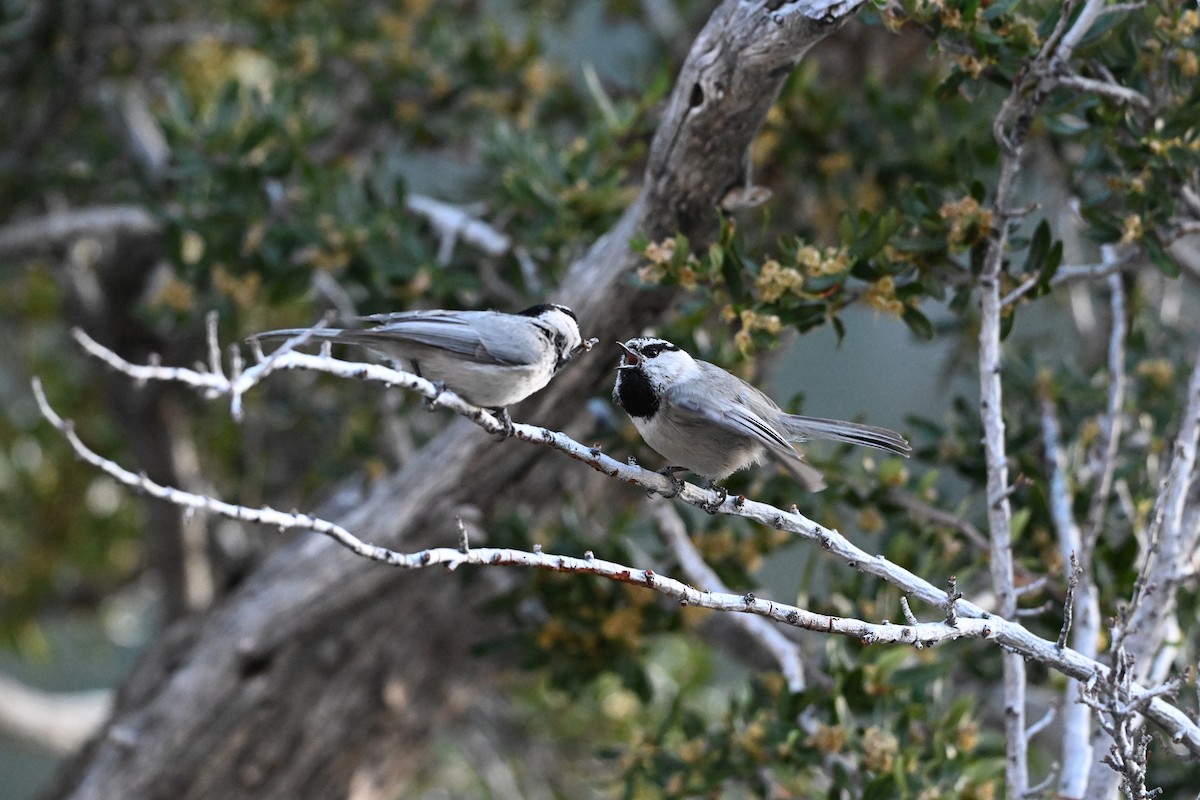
[612,337,911,493]
[253,304,585,425]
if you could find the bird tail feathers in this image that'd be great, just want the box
[781,414,911,457]
[251,328,346,343]
[778,456,828,492]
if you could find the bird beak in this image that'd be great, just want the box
[565,337,599,361]
[615,341,639,370]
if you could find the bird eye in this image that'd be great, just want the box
[641,342,677,358]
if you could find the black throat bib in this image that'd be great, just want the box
[615,368,659,419]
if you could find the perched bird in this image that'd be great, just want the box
[254,304,586,429]
[612,337,910,496]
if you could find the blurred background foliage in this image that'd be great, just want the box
[2,0,1200,797]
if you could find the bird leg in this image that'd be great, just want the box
[700,481,728,514]
[649,466,687,499]
[423,380,447,410]
[489,407,516,438]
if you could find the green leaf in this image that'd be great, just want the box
[863,773,900,800]
[777,303,827,331]
[1080,206,1121,243]
[982,0,1020,20]
[902,306,934,340]
[670,234,691,269]
[722,244,746,301]
[1144,234,1181,278]
[849,208,902,261]
[1023,220,1051,278]
[707,241,725,272]
[1000,305,1016,340]
[1011,506,1031,541]
[1036,242,1065,296]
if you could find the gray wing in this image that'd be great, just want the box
[344,311,540,366]
[668,370,814,471]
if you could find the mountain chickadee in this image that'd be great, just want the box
[612,337,910,498]
[254,304,588,430]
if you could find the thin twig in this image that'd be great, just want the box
[1026,705,1058,741]
[1014,574,1051,599]
[945,575,961,627]
[1058,554,1081,651]
[885,489,989,552]
[1050,74,1152,110]
[0,205,162,260]
[1000,248,1133,308]
[1124,346,1200,646]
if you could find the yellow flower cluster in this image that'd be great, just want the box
[861,726,899,773]
[796,244,850,278]
[733,309,782,354]
[806,722,847,754]
[865,275,904,317]
[1159,9,1199,37]
[755,258,805,302]
[955,53,986,79]
[643,238,676,264]
[638,238,701,287]
[1119,213,1144,245]
[1136,357,1175,390]
[1178,49,1199,78]
[939,195,993,248]
[212,265,262,309]
[1147,133,1200,156]
[1181,10,1200,36]
[150,276,196,313]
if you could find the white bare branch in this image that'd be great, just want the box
[975,0,1156,784]
[1124,346,1200,658]
[33,330,1200,758]
[28,379,997,650]
[981,79,1030,800]
[1084,272,1128,551]
[0,205,160,258]
[1040,392,1102,798]
[404,193,513,264]
[1000,246,1133,308]
[1051,74,1152,110]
